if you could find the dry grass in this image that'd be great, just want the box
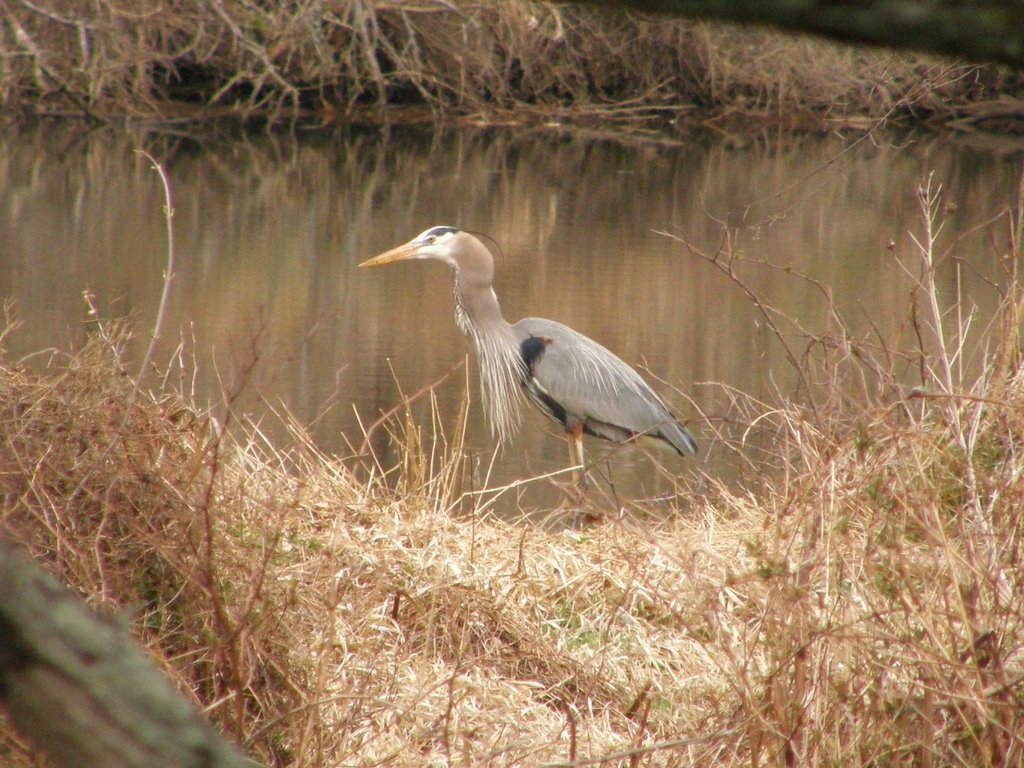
[0,320,734,765]
[2,176,1024,766]
[2,1,1020,129]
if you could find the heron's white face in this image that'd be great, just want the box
[359,226,462,269]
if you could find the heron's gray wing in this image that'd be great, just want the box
[513,317,697,456]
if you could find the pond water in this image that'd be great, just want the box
[1,124,1021,518]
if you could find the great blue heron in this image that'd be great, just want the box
[359,226,697,491]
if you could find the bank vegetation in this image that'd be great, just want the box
[1,172,1023,766]
[2,1,1023,131]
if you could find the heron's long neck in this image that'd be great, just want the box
[453,273,524,443]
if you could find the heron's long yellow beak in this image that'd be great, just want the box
[358,241,421,268]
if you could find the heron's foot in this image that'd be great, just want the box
[563,476,604,529]
[570,506,606,529]
[557,497,596,530]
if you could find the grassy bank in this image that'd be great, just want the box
[2,1,1022,131]
[2,176,1023,766]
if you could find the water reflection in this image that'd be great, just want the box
[0,125,1020,516]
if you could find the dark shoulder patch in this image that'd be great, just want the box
[520,335,552,375]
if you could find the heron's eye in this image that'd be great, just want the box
[427,235,437,245]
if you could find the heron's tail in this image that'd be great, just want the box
[660,421,698,457]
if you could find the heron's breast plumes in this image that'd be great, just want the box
[453,278,524,444]
[471,325,526,444]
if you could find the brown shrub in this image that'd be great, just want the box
[2,1,1020,127]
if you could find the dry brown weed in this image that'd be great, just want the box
[2,1,1019,129]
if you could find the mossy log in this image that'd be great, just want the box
[0,541,256,768]
[600,0,1024,69]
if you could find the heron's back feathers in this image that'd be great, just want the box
[513,317,697,457]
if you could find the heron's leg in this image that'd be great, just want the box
[566,422,601,528]
[565,421,588,495]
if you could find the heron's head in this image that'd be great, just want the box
[359,226,494,282]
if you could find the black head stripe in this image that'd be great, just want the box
[423,226,460,239]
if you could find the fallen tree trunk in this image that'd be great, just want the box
[0,540,257,768]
